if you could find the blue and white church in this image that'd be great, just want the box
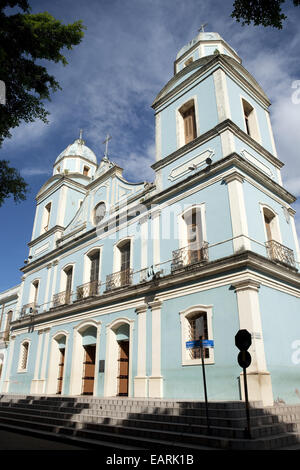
[1,31,300,407]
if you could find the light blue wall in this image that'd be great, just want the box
[259,286,300,404]
[243,181,297,256]
[226,76,274,154]
[159,74,219,160]
[161,285,241,400]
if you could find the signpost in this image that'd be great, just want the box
[235,329,252,439]
[186,336,214,433]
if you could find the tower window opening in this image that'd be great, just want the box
[83,166,90,177]
[43,202,51,233]
[179,100,197,146]
[242,99,260,142]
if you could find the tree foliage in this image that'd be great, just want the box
[231,0,300,29]
[0,160,27,207]
[0,0,85,205]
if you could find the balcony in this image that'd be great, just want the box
[76,280,100,300]
[265,240,296,268]
[171,242,209,271]
[106,268,133,291]
[20,303,38,318]
[52,290,72,308]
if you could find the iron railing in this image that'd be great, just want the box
[76,280,100,300]
[106,268,133,291]
[52,290,72,308]
[265,240,295,267]
[171,242,209,271]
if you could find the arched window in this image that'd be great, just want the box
[42,202,51,233]
[262,207,280,243]
[179,305,214,366]
[241,98,260,142]
[177,99,197,147]
[93,202,106,226]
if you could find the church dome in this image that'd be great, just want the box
[55,137,97,165]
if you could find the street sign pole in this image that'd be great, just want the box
[242,364,251,439]
[200,336,210,433]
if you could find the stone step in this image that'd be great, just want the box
[1,402,300,438]
[0,405,299,442]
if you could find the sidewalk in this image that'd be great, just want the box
[0,429,90,450]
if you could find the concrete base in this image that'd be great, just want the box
[148,376,163,398]
[134,376,148,397]
[240,370,273,406]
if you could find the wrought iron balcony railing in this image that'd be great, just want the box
[106,268,133,291]
[52,290,72,308]
[171,242,209,271]
[20,302,38,317]
[265,239,295,267]
[76,280,100,300]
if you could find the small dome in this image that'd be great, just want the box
[55,138,97,165]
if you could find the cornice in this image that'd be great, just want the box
[151,119,283,172]
[28,225,64,248]
[12,250,300,331]
[153,54,270,111]
[36,174,87,202]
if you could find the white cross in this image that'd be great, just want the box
[199,23,208,33]
[79,129,83,140]
[102,134,112,158]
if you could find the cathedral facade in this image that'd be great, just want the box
[0,32,300,406]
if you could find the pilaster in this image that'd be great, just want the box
[224,172,251,253]
[134,304,148,397]
[233,279,273,406]
[148,300,163,398]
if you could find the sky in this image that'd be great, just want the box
[1,0,300,292]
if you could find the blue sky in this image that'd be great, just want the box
[1,0,300,291]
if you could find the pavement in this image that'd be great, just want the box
[0,429,91,451]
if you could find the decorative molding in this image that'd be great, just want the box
[168,149,214,181]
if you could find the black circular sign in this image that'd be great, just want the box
[238,350,252,368]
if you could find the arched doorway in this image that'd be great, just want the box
[104,319,133,397]
[81,326,97,395]
[70,321,100,396]
[116,324,130,396]
[47,332,67,395]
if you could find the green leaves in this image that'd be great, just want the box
[0,1,85,205]
[231,0,300,29]
[0,160,28,207]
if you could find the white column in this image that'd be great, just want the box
[148,300,163,398]
[151,209,161,269]
[50,260,59,307]
[213,69,231,123]
[233,279,273,406]
[43,263,52,311]
[134,304,148,397]
[288,208,300,265]
[30,330,44,393]
[140,216,148,274]
[2,334,16,393]
[224,172,251,253]
[40,328,50,393]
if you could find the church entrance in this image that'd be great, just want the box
[118,340,129,396]
[82,344,96,395]
[56,347,65,394]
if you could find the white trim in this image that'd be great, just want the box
[239,94,262,145]
[148,301,163,398]
[179,305,214,366]
[213,69,231,122]
[259,203,282,244]
[104,317,134,397]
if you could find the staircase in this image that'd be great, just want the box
[0,394,300,450]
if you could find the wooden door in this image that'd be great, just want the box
[118,341,129,396]
[57,348,65,394]
[82,345,96,395]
